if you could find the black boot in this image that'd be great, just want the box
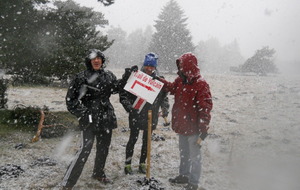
[138,163,146,174]
[92,173,113,184]
[169,175,189,184]
[124,164,133,175]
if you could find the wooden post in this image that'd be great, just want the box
[146,110,152,179]
[31,110,45,143]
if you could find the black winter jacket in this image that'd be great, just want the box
[119,71,169,130]
[66,69,126,131]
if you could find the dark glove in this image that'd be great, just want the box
[130,65,138,72]
[125,105,138,113]
[152,75,161,81]
[199,132,208,141]
[130,108,139,114]
[122,68,132,81]
[122,65,139,81]
[196,133,207,147]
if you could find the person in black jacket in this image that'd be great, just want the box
[61,49,137,189]
[119,53,169,175]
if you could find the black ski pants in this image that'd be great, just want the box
[61,128,112,187]
[125,127,153,165]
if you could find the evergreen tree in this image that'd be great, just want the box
[0,78,8,109]
[195,38,223,73]
[104,26,127,69]
[42,0,113,81]
[240,46,278,75]
[222,39,245,69]
[0,0,113,84]
[0,0,49,84]
[195,38,244,73]
[148,0,195,73]
[105,26,153,69]
[126,28,153,67]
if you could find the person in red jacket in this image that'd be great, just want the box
[158,53,213,190]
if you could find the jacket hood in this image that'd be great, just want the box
[176,53,200,82]
[85,49,106,71]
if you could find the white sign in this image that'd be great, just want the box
[124,70,164,104]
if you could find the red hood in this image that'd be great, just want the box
[177,53,200,81]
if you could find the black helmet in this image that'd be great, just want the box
[85,49,106,70]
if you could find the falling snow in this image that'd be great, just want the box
[2,71,300,190]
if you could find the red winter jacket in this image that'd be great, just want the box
[160,53,213,136]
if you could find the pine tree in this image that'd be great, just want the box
[42,0,113,81]
[0,0,113,84]
[196,38,245,73]
[240,46,278,75]
[0,0,47,84]
[104,26,128,69]
[148,0,195,73]
[0,78,8,109]
[105,26,153,69]
[126,27,153,67]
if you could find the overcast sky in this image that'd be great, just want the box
[74,0,300,63]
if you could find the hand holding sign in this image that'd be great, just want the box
[122,65,138,81]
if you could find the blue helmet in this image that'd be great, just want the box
[143,53,158,67]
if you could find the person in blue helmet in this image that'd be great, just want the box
[119,53,170,175]
[61,49,137,190]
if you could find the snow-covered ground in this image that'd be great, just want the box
[1,72,300,190]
